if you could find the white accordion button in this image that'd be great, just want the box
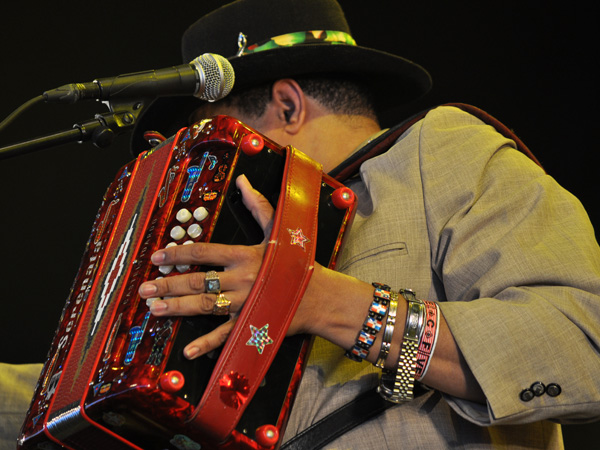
[187,223,203,239]
[176,208,192,223]
[170,226,186,241]
[158,265,174,275]
[193,207,209,222]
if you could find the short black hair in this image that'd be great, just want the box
[298,77,377,120]
[220,77,377,121]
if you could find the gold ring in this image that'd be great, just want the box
[213,293,231,316]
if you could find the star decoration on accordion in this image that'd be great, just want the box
[287,227,309,249]
[246,324,274,354]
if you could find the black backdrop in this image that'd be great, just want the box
[0,1,596,447]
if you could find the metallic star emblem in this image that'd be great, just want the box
[246,324,274,354]
[287,227,309,249]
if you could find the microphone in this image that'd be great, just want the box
[43,53,235,104]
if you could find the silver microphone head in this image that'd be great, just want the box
[190,53,235,102]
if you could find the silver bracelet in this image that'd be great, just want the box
[378,289,425,403]
[374,291,399,368]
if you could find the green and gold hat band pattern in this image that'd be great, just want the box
[238,30,357,56]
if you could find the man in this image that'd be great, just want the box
[6,0,599,449]
[132,0,600,448]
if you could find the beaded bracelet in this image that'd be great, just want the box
[374,291,399,368]
[378,289,425,403]
[415,300,439,380]
[345,283,390,362]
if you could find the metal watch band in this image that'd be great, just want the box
[375,291,399,368]
[378,289,425,403]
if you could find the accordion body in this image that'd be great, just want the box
[18,116,356,450]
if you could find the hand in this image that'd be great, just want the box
[138,174,376,362]
[138,174,274,359]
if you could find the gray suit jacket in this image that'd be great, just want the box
[284,106,600,449]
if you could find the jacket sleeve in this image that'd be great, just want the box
[417,106,600,425]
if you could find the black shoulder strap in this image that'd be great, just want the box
[280,387,394,450]
[445,103,543,168]
[328,103,543,182]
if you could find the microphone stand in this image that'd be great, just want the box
[0,98,149,160]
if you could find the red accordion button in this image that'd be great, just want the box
[255,424,279,448]
[159,370,185,393]
[241,133,264,156]
[143,130,167,147]
[331,186,355,209]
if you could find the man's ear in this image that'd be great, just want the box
[270,79,306,134]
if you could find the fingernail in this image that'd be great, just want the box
[185,346,200,360]
[149,300,167,313]
[151,251,166,264]
[139,283,157,296]
[145,297,160,307]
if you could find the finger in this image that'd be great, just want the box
[139,270,240,298]
[150,240,264,268]
[148,291,238,317]
[147,293,214,316]
[183,319,237,359]
[236,174,274,235]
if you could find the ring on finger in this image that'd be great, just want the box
[205,270,221,294]
[213,293,231,316]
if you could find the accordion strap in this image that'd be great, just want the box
[329,103,543,182]
[191,146,323,442]
[281,387,394,450]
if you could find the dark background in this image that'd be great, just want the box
[0,1,596,447]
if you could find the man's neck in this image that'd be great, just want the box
[293,113,381,173]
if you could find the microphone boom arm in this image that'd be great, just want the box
[0,99,148,160]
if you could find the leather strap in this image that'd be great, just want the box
[191,146,323,441]
[329,103,543,182]
[444,103,543,169]
[281,387,394,450]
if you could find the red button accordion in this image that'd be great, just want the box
[18,116,356,450]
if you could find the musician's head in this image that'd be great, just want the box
[131,0,431,163]
[188,77,385,171]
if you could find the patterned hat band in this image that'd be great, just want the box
[236,30,357,56]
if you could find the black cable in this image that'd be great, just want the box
[0,95,44,134]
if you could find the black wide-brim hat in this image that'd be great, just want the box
[130,0,432,155]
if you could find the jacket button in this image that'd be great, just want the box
[520,388,535,402]
[546,383,562,397]
[530,381,546,397]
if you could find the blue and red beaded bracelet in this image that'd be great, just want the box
[345,282,391,362]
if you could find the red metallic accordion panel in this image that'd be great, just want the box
[18,116,356,450]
